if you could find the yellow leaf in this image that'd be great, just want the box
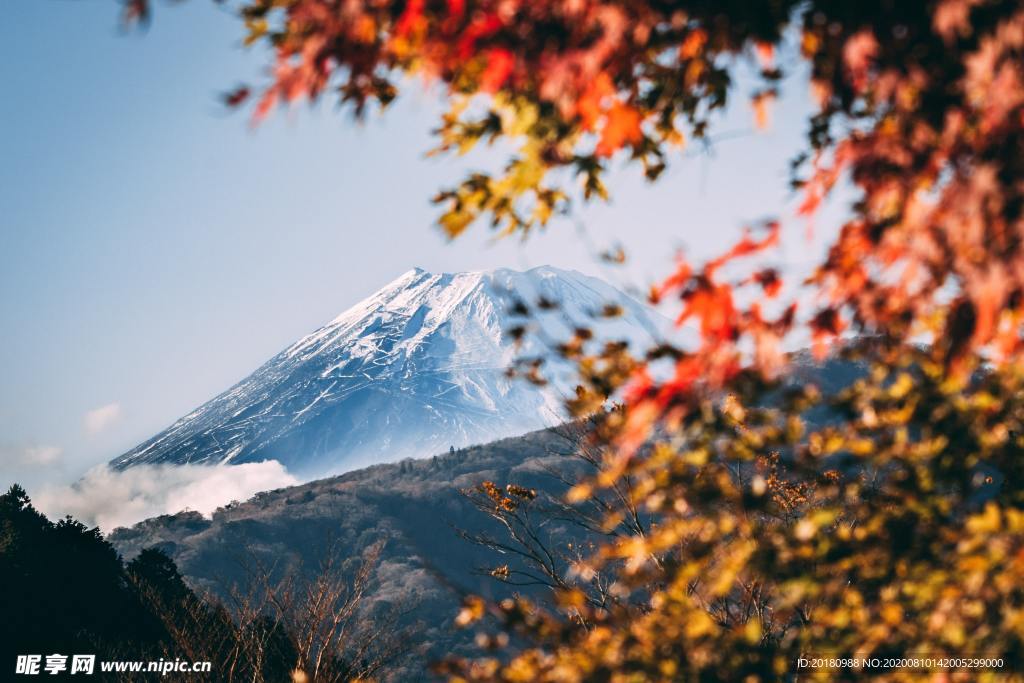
[455,596,486,627]
[881,603,903,626]
[684,610,714,638]
[440,209,474,239]
[966,502,1002,534]
[744,617,762,644]
[244,18,268,47]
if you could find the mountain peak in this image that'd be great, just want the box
[111,266,666,478]
[400,266,429,278]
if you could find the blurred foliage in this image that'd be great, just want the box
[441,340,1024,680]
[115,0,1024,679]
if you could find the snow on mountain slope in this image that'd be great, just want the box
[110,266,667,477]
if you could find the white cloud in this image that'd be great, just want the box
[0,443,63,467]
[20,445,63,465]
[83,402,122,435]
[34,461,299,532]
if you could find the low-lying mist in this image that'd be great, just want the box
[33,461,299,532]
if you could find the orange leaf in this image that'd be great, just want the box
[752,91,775,130]
[596,103,642,157]
[252,89,278,123]
[656,257,693,300]
[679,29,707,59]
[842,29,878,92]
[797,182,823,217]
[707,222,780,274]
[661,356,703,400]
[396,0,424,37]
[578,73,614,131]
[622,366,654,405]
[457,13,503,58]
[480,48,514,93]
[679,284,737,342]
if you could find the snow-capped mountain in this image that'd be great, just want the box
[110,266,666,477]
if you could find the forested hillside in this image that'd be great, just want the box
[109,425,602,678]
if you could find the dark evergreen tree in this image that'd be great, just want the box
[0,485,391,681]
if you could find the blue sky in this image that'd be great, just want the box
[1,1,839,490]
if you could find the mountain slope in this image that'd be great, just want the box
[108,426,594,681]
[110,266,665,477]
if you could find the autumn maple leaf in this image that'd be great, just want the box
[480,49,514,93]
[596,103,642,157]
